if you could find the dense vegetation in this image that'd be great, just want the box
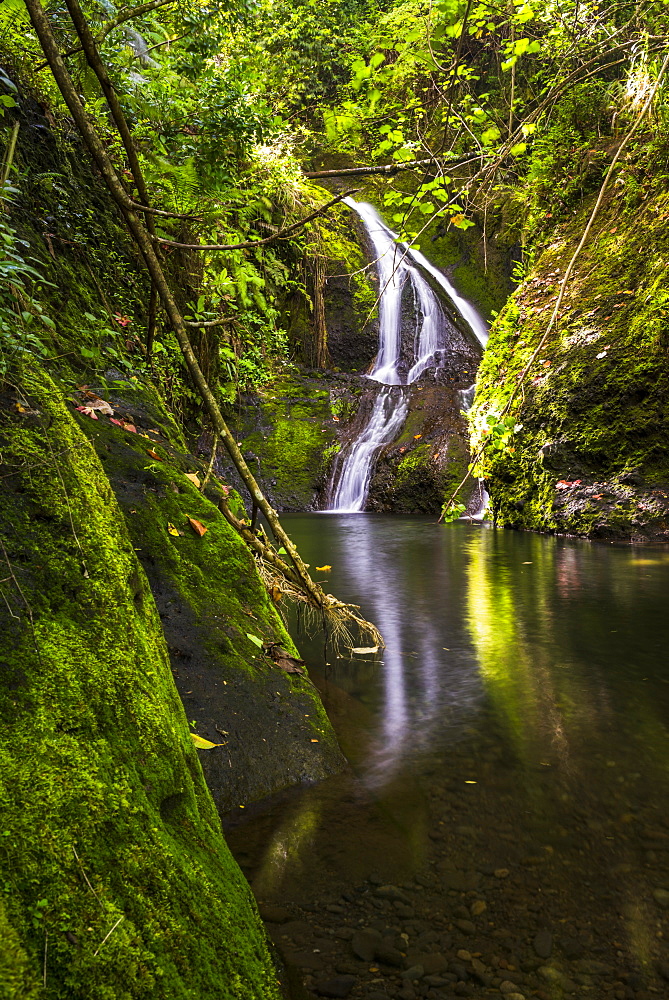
[3,0,669,995]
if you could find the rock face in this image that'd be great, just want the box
[0,368,290,998]
[474,187,669,542]
[74,379,345,809]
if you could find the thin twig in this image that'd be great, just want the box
[93,915,124,956]
[152,189,361,250]
[200,432,218,492]
[72,846,105,910]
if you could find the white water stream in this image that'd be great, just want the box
[327,200,488,513]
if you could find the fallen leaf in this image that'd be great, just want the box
[15,402,27,413]
[82,396,113,416]
[270,584,282,602]
[76,406,99,420]
[190,733,226,749]
[596,351,608,359]
[167,523,180,536]
[187,517,207,537]
[246,632,263,648]
[109,418,137,433]
[413,434,422,439]
[316,565,332,573]
[351,646,379,655]
[263,642,307,675]
[146,449,162,461]
[184,472,201,488]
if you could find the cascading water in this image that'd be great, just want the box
[326,199,488,513]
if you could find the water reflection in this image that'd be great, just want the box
[287,516,669,794]
[229,516,669,936]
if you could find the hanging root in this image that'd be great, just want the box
[219,500,384,654]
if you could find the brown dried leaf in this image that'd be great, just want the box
[188,517,208,537]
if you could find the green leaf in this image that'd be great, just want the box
[246,632,263,648]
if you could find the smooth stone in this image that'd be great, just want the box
[375,944,405,967]
[352,928,383,962]
[538,966,577,993]
[375,885,412,905]
[313,975,357,998]
[454,919,476,935]
[401,965,424,981]
[258,904,292,924]
[533,930,553,959]
[574,959,612,975]
[500,983,522,995]
[439,868,481,891]
[653,888,669,908]
[413,953,447,975]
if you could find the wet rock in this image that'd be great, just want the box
[574,959,612,975]
[470,899,487,916]
[560,935,585,959]
[413,953,447,975]
[313,974,357,998]
[375,885,412,904]
[375,944,406,967]
[652,888,669,908]
[454,982,475,996]
[438,868,481,891]
[454,919,476,935]
[533,930,553,959]
[401,965,424,981]
[258,903,292,923]
[538,966,577,993]
[352,928,384,962]
[500,982,523,994]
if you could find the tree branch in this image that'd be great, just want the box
[35,0,176,69]
[303,155,477,178]
[23,0,384,645]
[152,189,361,250]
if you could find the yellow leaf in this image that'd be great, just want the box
[190,733,225,749]
[167,523,180,536]
[316,565,332,573]
[184,472,201,488]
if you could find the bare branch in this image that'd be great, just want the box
[153,189,361,250]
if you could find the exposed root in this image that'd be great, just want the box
[219,500,383,654]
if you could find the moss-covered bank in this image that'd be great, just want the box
[0,367,285,998]
[474,183,669,542]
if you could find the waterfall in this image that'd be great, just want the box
[326,199,487,513]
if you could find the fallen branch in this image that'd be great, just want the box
[304,154,477,178]
[25,0,382,648]
[152,189,360,250]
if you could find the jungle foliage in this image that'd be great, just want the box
[2,1,669,408]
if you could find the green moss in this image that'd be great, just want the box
[234,374,339,509]
[0,366,284,999]
[474,184,669,540]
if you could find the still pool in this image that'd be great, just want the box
[225,517,669,998]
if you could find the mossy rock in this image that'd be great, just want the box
[226,373,341,511]
[474,183,669,542]
[0,366,286,999]
[71,376,345,808]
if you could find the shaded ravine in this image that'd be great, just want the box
[327,200,488,513]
